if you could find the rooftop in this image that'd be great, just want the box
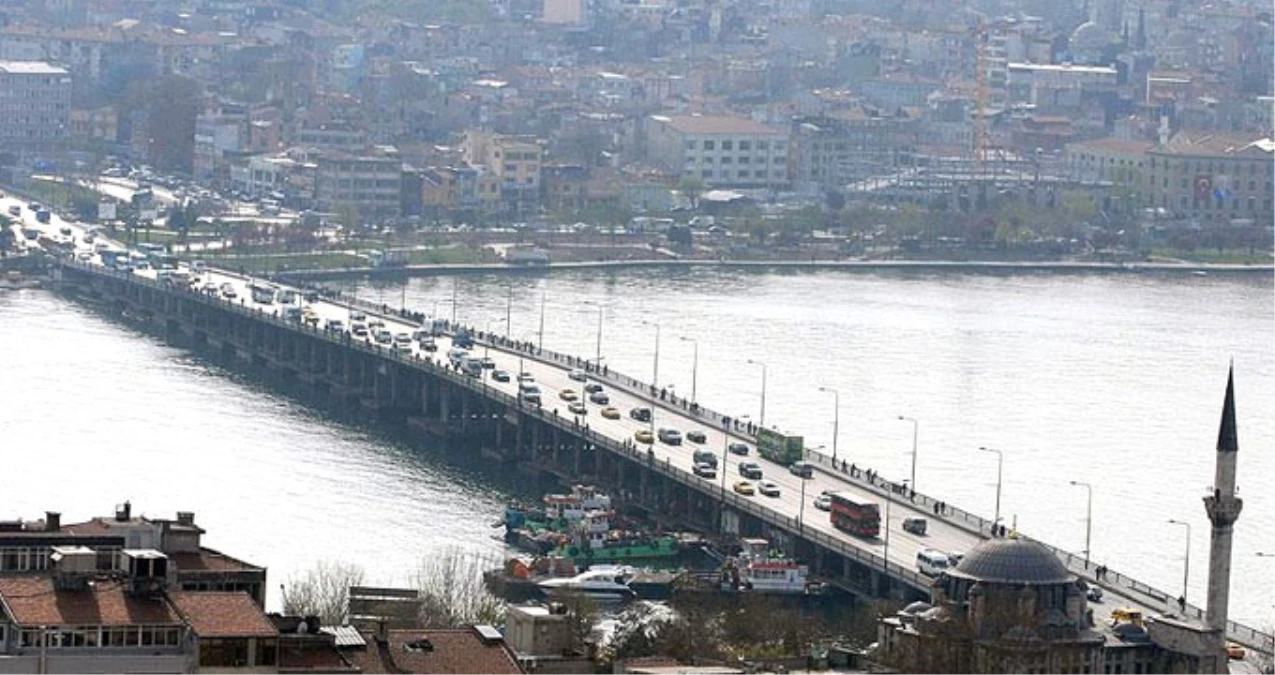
[0,60,69,75]
[653,115,785,136]
[1153,131,1275,157]
[169,592,278,638]
[0,576,182,627]
[949,536,1075,585]
[168,547,264,573]
[342,628,523,674]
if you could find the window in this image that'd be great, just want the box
[739,140,750,151]
[739,156,749,164]
[701,169,713,178]
[685,140,696,150]
[758,140,769,150]
[703,140,714,151]
[720,156,732,164]
[721,140,733,151]
[738,169,749,178]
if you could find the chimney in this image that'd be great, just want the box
[45,511,61,532]
[116,501,132,522]
[176,511,195,526]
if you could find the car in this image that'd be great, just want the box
[692,463,717,479]
[733,481,756,496]
[568,401,587,415]
[202,282,219,294]
[392,332,413,351]
[350,311,367,323]
[517,373,535,383]
[583,382,604,394]
[686,430,707,444]
[657,428,682,445]
[220,284,237,299]
[324,319,346,332]
[559,389,579,401]
[948,552,965,567]
[738,462,763,480]
[727,442,750,455]
[419,336,437,351]
[601,407,621,419]
[589,391,610,405]
[629,407,652,422]
[492,369,511,382]
[568,369,587,381]
[903,517,928,535]
[789,462,815,479]
[374,329,393,345]
[1226,643,1245,660]
[813,493,833,511]
[634,429,654,444]
[480,357,496,369]
[757,480,781,497]
[351,324,369,338]
[1086,586,1103,603]
[368,319,385,330]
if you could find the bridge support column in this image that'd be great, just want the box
[439,385,450,422]
[573,442,582,475]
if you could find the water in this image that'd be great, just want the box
[3,267,1272,627]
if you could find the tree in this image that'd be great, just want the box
[281,560,366,626]
[677,176,705,210]
[411,547,505,628]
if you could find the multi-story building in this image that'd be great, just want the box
[1065,138,1155,185]
[1145,131,1275,222]
[791,109,921,189]
[313,147,404,221]
[1007,63,1118,109]
[646,114,790,189]
[463,131,543,210]
[0,61,71,145]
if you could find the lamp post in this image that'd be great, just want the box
[680,336,699,404]
[537,291,545,352]
[484,318,506,360]
[1070,480,1093,567]
[978,446,1004,529]
[505,285,513,338]
[898,415,918,490]
[882,478,911,579]
[818,386,839,462]
[746,359,767,428]
[1168,519,1191,603]
[641,320,661,435]
[451,277,458,324]
[594,305,604,366]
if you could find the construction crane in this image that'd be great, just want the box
[972,18,989,180]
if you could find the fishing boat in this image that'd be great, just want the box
[503,486,679,564]
[550,510,680,564]
[719,538,826,595]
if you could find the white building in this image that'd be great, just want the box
[0,61,71,145]
[646,114,790,188]
[543,0,585,24]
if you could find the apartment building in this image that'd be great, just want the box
[0,61,71,145]
[463,131,543,209]
[313,147,404,220]
[646,114,789,189]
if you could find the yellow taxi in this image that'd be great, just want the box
[634,429,654,444]
[559,389,578,401]
[733,481,756,496]
[601,406,621,419]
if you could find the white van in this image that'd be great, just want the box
[916,549,952,577]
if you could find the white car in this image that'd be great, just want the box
[568,369,587,382]
[757,480,781,497]
[814,493,833,511]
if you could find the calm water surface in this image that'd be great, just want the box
[4,268,1272,626]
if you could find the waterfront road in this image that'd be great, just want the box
[21,194,1271,657]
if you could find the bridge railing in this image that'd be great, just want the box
[61,259,1274,655]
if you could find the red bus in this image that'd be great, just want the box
[829,492,880,538]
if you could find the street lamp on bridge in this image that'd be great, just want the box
[898,415,919,490]
[679,336,698,404]
[1168,519,1191,604]
[746,359,767,428]
[978,446,1005,530]
[1069,480,1093,568]
[817,387,840,463]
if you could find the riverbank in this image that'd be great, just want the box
[276,257,1275,281]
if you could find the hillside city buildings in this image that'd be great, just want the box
[0,0,1266,237]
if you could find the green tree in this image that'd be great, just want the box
[677,176,705,210]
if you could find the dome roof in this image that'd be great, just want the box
[949,537,1075,585]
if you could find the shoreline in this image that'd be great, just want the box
[274,257,1275,280]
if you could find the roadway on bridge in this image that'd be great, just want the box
[16,191,1271,659]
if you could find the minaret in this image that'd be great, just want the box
[1203,366,1243,636]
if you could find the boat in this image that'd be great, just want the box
[718,538,826,595]
[550,510,680,565]
[503,486,680,564]
[538,565,638,600]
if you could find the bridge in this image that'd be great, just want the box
[5,191,1270,658]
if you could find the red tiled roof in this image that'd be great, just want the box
[169,548,264,573]
[343,629,524,674]
[0,577,182,627]
[168,592,278,638]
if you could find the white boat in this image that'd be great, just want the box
[537,565,637,600]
